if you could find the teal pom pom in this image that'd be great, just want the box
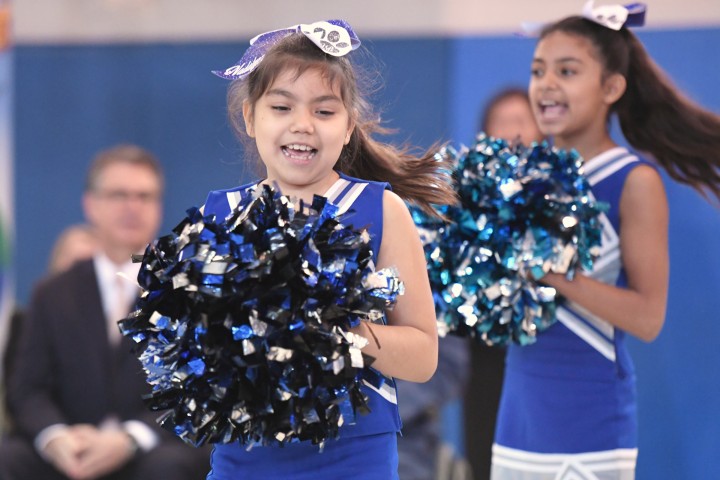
[412,133,607,346]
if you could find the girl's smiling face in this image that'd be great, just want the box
[243,67,355,200]
[529,31,620,150]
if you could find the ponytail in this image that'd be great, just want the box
[542,17,720,200]
[338,120,457,218]
[616,32,720,200]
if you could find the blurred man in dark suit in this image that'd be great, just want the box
[0,144,209,480]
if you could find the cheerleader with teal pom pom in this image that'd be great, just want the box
[491,3,720,478]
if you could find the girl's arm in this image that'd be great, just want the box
[352,190,439,382]
[541,165,669,342]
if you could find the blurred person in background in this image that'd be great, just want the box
[2,223,99,432]
[481,87,543,146]
[47,224,99,276]
[464,87,543,480]
[0,144,209,480]
[396,335,471,479]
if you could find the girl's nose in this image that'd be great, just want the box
[538,72,558,90]
[290,109,314,134]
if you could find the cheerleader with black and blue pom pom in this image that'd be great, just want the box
[491,2,720,479]
[127,20,456,480]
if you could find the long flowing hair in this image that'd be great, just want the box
[541,17,720,200]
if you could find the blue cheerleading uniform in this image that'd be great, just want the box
[491,147,656,480]
[203,172,402,480]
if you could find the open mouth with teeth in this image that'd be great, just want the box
[282,143,317,160]
[538,100,568,120]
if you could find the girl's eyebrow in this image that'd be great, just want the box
[313,95,343,103]
[532,57,583,65]
[265,88,295,99]
[556,57,583,64]
[265,89,342,103]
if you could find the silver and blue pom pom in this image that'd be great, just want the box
[412,133,606,347]
[119,184,403,447]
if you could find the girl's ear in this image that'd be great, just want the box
[242,100,255,138]
[344,110,357,145]
[345,120,356,145]
[604,73,627,105]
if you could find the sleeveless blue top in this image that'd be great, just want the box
[495,147,657,456]
[203,172,402,479]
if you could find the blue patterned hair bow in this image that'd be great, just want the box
[213,20,361,81]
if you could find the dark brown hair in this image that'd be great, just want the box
[479,87,530,133]
[226,34,456,215]
[540,17,720,200]
[85,144,164,193]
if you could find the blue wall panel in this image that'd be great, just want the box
[15,43,247,300]
[449,34,537,147]
[623,32,720,476]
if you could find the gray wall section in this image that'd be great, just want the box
[14,30,720,479]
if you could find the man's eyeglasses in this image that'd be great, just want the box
[93,189,161,204]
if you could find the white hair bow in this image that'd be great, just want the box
[521,1,646,36]
[213,20,361,81]
[582,1,646,31]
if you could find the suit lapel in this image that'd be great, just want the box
[73,260,115,387]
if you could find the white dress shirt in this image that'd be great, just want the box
[35,253,159,455]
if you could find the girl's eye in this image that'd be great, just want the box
[560,68,576,77]
[531,68,543,77]
[272,105,290,112]
[317,110,335,117]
